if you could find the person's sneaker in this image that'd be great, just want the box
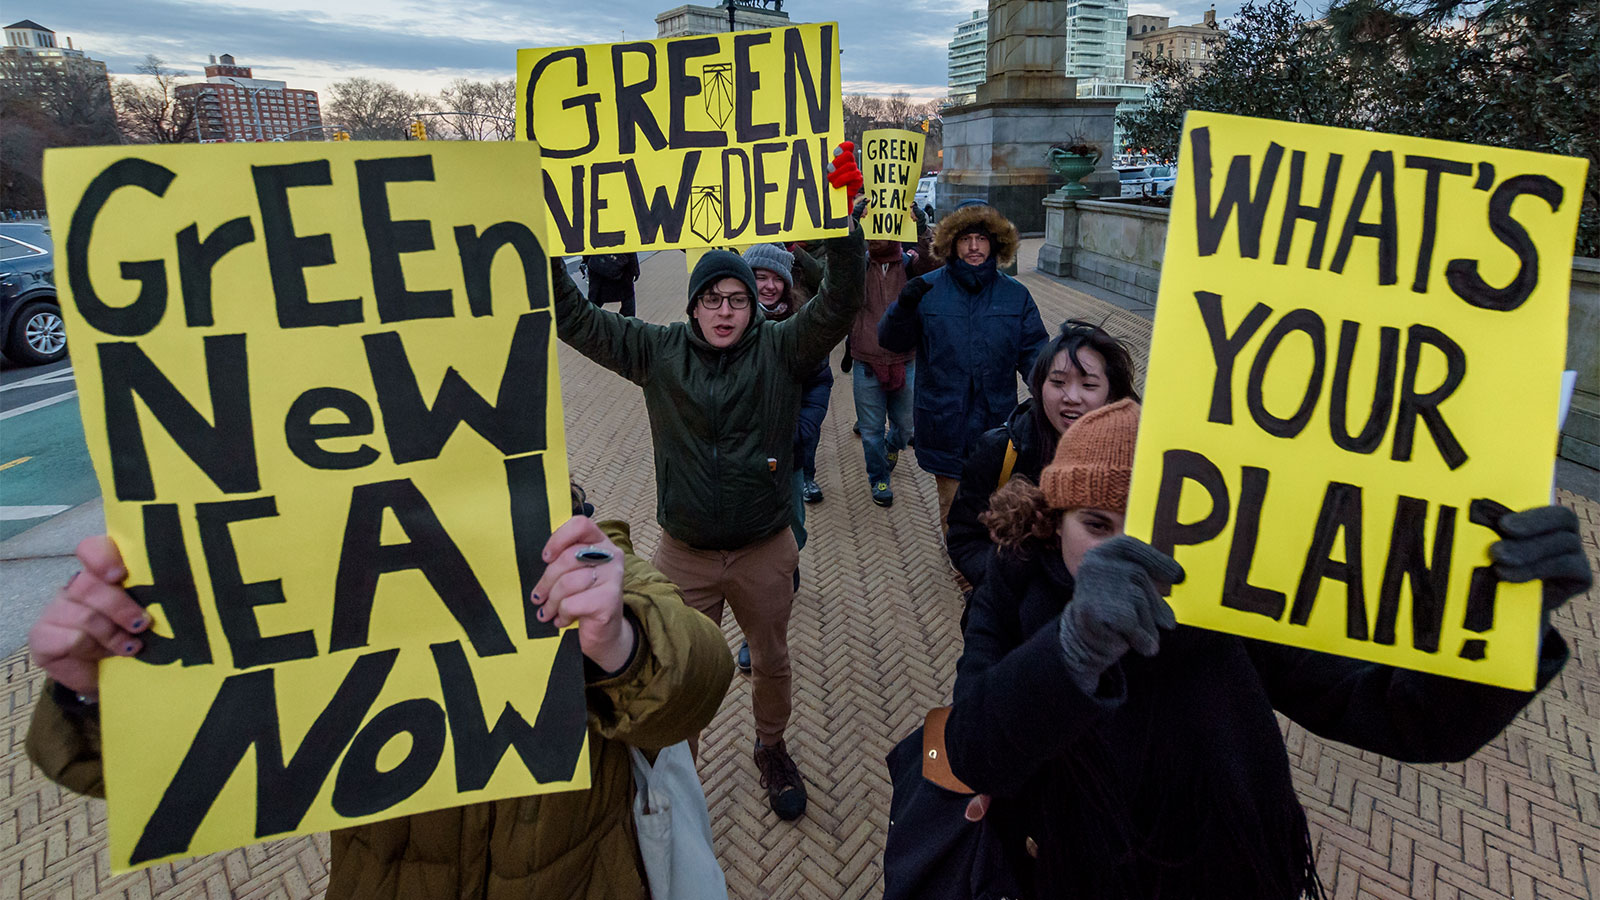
[885,447,899,471]
[872,481,895,507]
[754,739,808,820]
[737,640,752,674]
[802,478,823,503]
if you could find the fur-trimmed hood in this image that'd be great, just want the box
[932,204,1019,266]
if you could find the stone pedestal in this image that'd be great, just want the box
[937,99,1119,233]
[934,0,1119,233]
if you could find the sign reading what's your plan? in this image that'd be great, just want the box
[518,23,849,254]
[42,141,586,872]
[1125,112,1589,690]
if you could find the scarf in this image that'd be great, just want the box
[949,254,999,293]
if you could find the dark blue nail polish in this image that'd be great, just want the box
[123,642,137,655]
[131,616,148,631]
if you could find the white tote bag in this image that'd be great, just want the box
[629,741,729,900]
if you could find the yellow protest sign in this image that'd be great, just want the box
[41,141,586,871]
[685,244,749,275]
[518,24,848,255]
[1125,112,1588,690]
[861,128,923,241]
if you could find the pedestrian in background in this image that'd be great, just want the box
[946,319,1138,594]
[582,252,641,318]
[849,204,937,507]
[745,243,833,507]
[878,199,1048,529]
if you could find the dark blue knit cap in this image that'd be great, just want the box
[686,250,759,316]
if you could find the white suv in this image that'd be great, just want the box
[915,175,939,221]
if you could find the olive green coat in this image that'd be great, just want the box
[28,521,734,900]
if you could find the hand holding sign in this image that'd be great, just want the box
[533,516,636,674]
[29,536,147,698]
[1488,506,1593,613]
[827,142,863,208]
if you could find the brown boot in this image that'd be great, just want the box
[754,739,808,820]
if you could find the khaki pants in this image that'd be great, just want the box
[936,475,961,532]
[654,529,799,747]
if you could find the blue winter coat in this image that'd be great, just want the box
[878,264,1048,478]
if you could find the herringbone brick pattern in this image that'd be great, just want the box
[2,241,1595,899]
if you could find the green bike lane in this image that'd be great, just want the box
[0,395,100,541]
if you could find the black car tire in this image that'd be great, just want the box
[7,299,68,365]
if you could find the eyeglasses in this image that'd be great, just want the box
[699,290,752,310]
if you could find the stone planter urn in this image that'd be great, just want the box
[1048,146,1100,199]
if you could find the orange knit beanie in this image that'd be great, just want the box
[1039,398,1141,513]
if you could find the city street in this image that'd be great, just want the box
[0,358,96,541]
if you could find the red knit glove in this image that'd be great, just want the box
[827,142,863,208]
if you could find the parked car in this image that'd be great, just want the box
[1116,164,1177,198]
[915,174,939,222]
[0,222,65,365]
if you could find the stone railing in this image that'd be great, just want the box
[1040,195,1599,484]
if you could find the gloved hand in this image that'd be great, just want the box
[827,142,863,207]
[1057,536,1184,695]
[1489,505,1592,613]
[897,276,933,311]
[841,336,853,373]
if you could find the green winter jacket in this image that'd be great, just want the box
[554,230,866,550]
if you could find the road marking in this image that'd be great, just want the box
[0,389,77,421]
[0,456,31,472]
[0,366,75,393]
[0,504,70,521]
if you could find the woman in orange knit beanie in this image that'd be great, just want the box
[941,399,1581,899]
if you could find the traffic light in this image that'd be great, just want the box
[409,120,427,141]
[920,118,929,133]
[333,130,350,141]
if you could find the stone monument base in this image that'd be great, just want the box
[936,97,1119,234]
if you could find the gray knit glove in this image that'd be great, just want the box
[1489,505,1592,613]
[1057,536,1185,695]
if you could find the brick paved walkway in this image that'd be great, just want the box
[3,241,1596,899]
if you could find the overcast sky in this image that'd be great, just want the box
[25,0,1240,100]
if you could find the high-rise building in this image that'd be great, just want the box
[175,54,322,142]
[1126,10,1222,81]
[656,1,790,38]
[0,20,112,107]
[946,10,988,106]
[1065,0,1129,81]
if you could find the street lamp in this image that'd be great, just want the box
[222,76,268,141]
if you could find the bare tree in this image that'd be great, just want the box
[484,79,516,141]
[436,78,516,140]
[113,55,197,144]
[880,91,913,128]
[326,77,419,140]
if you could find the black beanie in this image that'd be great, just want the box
[686,250,759,316]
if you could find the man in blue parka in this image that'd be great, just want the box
[879,200,1049,529]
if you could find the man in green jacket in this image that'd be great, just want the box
[551,222,865,821]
